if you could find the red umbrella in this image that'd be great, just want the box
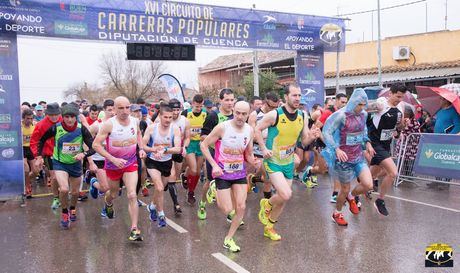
[378,88,419,106]
[415,86,460,115]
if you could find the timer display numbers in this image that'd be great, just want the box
[127,43,195,61]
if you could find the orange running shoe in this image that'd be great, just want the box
[332,212,348,226]
[347,197,360,215]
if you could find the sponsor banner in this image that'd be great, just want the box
[0,0,345,52]
[0,32,24,199]
[158,74,185,104]
[413,134,460,179]
[296,50,324,110]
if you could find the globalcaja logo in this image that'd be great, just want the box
[0,131,18,147]
[0,67,13,81]
[304,71,316,81]
[425,243,453,267]
[425,149,433,158]
[54,21,88,36]
[263,15,277,30]
[257,33,279,48]
[319,23,343,46]
[419,144,460,171]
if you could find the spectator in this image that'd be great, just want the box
[395,106,421,175]
[433,97,460,134]
[34,105,45,122]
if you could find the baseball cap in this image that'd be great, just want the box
[140,105,148,116]
[204,99,213,108]
[35,105,44,111]
[130,104,141,112]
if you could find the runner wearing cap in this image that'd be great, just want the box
[37,104,95,229]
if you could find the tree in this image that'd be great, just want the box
[242,70,279,98]
[100,51,166,102]
[63,82,109,104]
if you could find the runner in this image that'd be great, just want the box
[143,105,181,227]
[30,102,62,209]
[199,88,235,221]
[254,83,319,240]
[182,94,207,205]
[322,89,375,226]
[316,93,348,202]
[247,92,279,198]
[22,109,36,198]
[92,96,146,241]
[201,101,258,252]
[37,104,95,229]
[169,99,191,214]
[368,83,406,216]
[87,99,115,199]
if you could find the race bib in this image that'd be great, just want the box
[62,143,81,155]
[279,145,295,159]
[223,161,243,172]
[346,132,364,146]
[191,127,201,135]
[380,129,395,141]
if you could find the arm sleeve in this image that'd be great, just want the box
[322,112,344,150]
[82,126,96,157]
[201,111,217,136]
[29,123,42,157]
[37,125,56,156]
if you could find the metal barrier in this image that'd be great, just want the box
[396,133,460,187]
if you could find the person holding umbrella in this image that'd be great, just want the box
[433,97,460,134]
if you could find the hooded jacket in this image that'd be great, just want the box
[30,115,62,157]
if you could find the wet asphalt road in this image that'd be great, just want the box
[1,176,459,273]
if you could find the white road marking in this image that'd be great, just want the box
[165,217,188,233]
[212,253,250,273]
[372,193,460,213]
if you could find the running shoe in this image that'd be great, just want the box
[247,173,255,193]
[60,212,70,229]
[158,215,167,228]
[101,204,114,219]
[89,177,99,199]
[70,209,77,222]
[264,225,281,241]
[330,194,337,203]
[197,201,207,220]
[332,212,348,226]
[374,198,389,216]
[206,180,216,204]
[310,174,319,186]
[180,172,188,189]
[51,197,60,210]
[78,192,88,202]
[226,210,245,226]
[174,205,182,215]
[301,167,311,184]
[137,199,146,207]
[187,191,196,206]
[142,187,149,197]
[128,228,143,241]
[147,204,158,222]
[145,179,153,188]
[355,195,362,211]
[347,197,360,215]
[373,179,379,192]
[258,198,271,226]
[223,237,240,252]
[305,180,317,188]
[25,186,32,199]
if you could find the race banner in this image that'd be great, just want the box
[413,134,460,179]
[0,32,25,199]
[158,73,185,104]
[296,50,324,110]
[0,0,345,52]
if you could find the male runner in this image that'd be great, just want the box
[87,99,115,198]
[37,105,95,228]
[247,92,279,198]
[92,96,146,241]
[30,102,62,209]
[144,105,181,227]
[22,109,36,198]
[182,95,206,205]
[368,83,406,216]
[255,83,319,240]
[198,88,235,221]
[322,89,375,226]
[201,101,258,252]
[169,99,191,214]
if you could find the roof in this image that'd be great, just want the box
[325,65,460,88]
[199,51,295,73]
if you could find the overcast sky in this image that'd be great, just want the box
[18,0,460,103]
